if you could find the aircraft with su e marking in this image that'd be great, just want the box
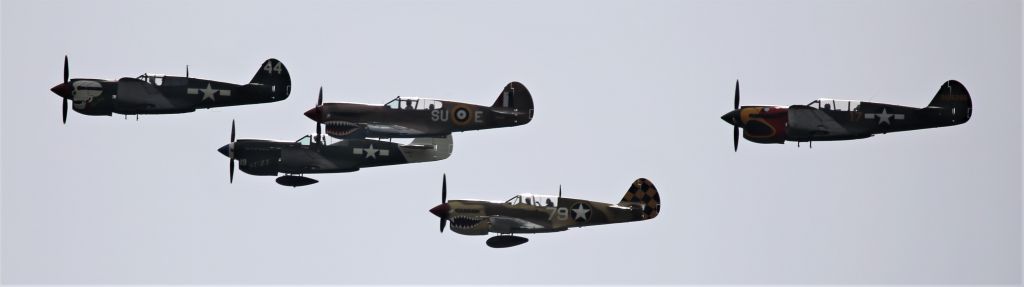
[49,56,291,123]
[303,82,533,139]
[429,175,661,248]
[721,80,972,150]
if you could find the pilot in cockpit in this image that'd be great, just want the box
[823,103,831,110]
[545,198,554,207]
[524,197,532,205]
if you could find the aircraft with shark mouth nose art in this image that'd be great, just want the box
[49,56,291,123]
[429,175,661,248]
[218,109,453,187]
[302,82,533,139]
[721,80,972,150]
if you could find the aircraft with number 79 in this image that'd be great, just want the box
[428,175,661,248]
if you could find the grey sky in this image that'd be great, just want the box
[2,0,1020,284]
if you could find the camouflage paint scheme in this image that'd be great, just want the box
[50,57,290,121]
[303,82,534,139]
[721,80,972,145]
[430,177,660,248]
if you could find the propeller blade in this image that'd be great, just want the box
[439,218,446,233]
[313,87,321,137]
[62,99,68,124]
[733,125,739,152]
[63,55,69,84]
[733,79,741,109]
[230,120,236,183]
[442,173,447,203]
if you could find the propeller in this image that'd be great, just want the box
[733,80,739,152]
[229,120,236,183]
[62,55,69,124]
[316,87,323,138]
[439,174,447,233]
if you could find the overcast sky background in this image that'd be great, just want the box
[2,0,1021,284]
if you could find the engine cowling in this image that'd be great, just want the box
[70,80,113,116]
[740,106,788,144]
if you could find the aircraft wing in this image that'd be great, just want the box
[489,216,548,234]
[787,106,849,137]
[116,77,194,112]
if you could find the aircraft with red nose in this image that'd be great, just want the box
[721,80,972,150]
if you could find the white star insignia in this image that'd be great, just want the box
[200,83,218,102]
[876,108,893,124]
[363,145,378,159]
[572,204,590,221]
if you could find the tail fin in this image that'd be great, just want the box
[618,178,660,219]
[928,80,971,108]
[926,80,972,123]
[249,58,292,89]
[492,82,534,114]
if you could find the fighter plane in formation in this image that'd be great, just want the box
[218,109,453,187]
[49,56,291,123]
[303,82,533,139]
[720,80,972,150]
[429,175,660,248]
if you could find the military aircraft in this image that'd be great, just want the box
[720,80,972,150]
[49,56,291,123]
[303,82,534,139]
[218,99,453,187]
[429,175,660,248]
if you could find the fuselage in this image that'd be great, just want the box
[50,76,287,116]
[721,99,971,144]
[218,136,451,176]
[304,99,532,139]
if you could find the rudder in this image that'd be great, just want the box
[928,80,971,109]
[250,58,292,90]
[618,178,660,219]
[492,81,534,114]
[926,80,972,123]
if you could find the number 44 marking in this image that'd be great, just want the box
[263,62,283,74]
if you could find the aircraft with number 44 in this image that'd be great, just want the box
[720,80,972,150]
[303,82,534,139]
[429,175,661,248]
[49,56,291,123]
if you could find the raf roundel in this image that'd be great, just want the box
[450,104,473,125]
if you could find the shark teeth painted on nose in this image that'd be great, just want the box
[450,216,483,229]
[324,121,360,137]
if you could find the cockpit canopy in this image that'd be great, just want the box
[295,134,326,146]
[136,73,186,86]
[505,193,558,207]
[384,96,444,110]
[807,98,862,112]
